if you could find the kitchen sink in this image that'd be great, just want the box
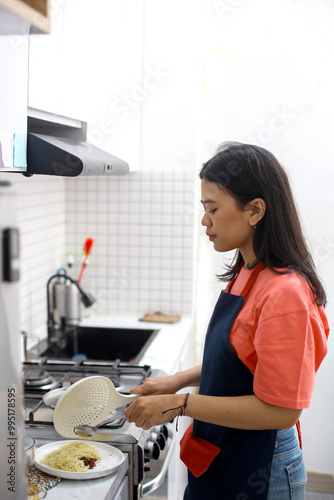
[40,326,159,363]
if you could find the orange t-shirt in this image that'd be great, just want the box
[228,266,329,409]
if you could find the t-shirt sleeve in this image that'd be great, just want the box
[253,306,329,409]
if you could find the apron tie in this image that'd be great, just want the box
[296,420,303,449]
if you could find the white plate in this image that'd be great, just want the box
[42,388,67,408]
[34,440,124,480]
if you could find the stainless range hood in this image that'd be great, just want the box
[26,108,129,177]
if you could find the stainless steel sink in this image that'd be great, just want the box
[40,326,159,363]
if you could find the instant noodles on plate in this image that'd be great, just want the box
[34,440,124,480]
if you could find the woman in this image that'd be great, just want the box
[124,142,329,499]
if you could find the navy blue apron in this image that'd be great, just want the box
[181,262,277,499]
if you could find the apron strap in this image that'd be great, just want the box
[227,261,266,297]
[240,261,266,297]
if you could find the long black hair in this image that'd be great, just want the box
[200,141,326,306]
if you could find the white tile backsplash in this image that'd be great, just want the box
[0,172,66,335]
[67,171,195,318]
[0,169,195,335]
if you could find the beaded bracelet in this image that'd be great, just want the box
[181,392,190,417]
[162,393,190,431]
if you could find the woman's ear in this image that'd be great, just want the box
[249,198,266,228]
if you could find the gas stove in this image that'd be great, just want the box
[23,357,175,499]
[23,357,151,433]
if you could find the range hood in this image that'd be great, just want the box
[26,108,129,177]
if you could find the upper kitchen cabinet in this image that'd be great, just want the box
[0,35,29,170]
[28,1,64,116]
[0,0,50,34]
[28,0,144,171]
[0,0,48,171]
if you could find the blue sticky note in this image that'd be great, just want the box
[13,133,27,168]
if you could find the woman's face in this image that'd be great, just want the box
[201,178,256,264]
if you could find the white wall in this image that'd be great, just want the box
[140,0,202,171]
[194,0,334,474]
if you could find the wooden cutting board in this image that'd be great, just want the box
[139,312,181,324]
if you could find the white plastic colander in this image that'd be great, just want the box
[53,376,138,438]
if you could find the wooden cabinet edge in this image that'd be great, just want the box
[0,0,50,34]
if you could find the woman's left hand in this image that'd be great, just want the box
[124,394,184,430]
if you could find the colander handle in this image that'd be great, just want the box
[113,392,139,409]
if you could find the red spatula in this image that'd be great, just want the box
[77,237,94,284]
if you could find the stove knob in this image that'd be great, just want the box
[152,425,169,440]
[150,431,166,451]
[161,425,169,440]
[145,440,160,460]
[144,465,151,473]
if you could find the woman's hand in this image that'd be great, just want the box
[129,365,202,396]
[129,374,181,396]
[124,394,184,430]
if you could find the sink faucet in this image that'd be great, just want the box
[47,273,95,342]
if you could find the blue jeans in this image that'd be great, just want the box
[267,427,307,499]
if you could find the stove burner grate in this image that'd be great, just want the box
[23,369,59,391]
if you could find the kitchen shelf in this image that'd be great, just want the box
[0,0,50,35]
[0,167,27,173]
